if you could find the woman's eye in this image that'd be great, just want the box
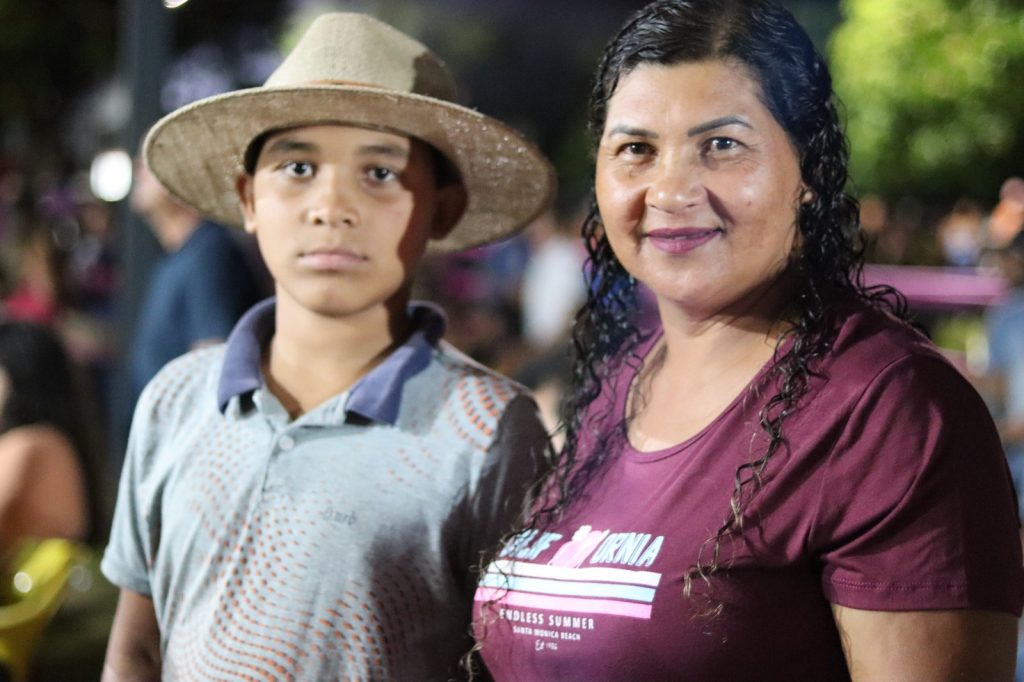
[283,161,314,177]
[706,137,739,153]
[619,142,653,157]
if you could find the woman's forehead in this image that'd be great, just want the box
[605,60,768,128]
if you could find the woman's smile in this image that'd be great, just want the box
[643,227,723,254]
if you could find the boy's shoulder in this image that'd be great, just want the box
[431,339,529,399]
[402,338,536,432]
[134,344,226,424]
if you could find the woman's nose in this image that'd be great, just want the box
[647,156,704,214]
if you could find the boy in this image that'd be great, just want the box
[101,13,554,681]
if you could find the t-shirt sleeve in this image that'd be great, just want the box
[100,383,163,596]
[812,353,1024,615]
[463,393,549,581]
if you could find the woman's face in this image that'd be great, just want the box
[595,59,804,322]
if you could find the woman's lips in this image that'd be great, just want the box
[298,247,367,271]
[644,227,722,254]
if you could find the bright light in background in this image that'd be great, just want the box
[163,0,190,8]
[90,149,133,202]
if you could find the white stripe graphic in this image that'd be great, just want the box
[487,559,662,587]
[479,573,656,602]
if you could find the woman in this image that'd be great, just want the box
[0,321,103,558]
[474,1,1023,679]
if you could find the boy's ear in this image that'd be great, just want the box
[235,174,258,235]
[429,183,467,241]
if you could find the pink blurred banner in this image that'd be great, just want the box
[862,264,1009,311]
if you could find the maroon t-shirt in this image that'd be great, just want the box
[475,301,1023,681]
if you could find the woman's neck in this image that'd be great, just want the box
[625,288,791,451]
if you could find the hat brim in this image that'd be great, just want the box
[144,85,556,252]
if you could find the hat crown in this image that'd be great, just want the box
[265,13,457,102]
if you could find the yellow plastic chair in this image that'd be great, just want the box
[0,539,85,682]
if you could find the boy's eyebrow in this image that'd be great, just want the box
[357,143,410,160]
[259,139,410,160]
[687,116,752,137]
[262,137,319,157]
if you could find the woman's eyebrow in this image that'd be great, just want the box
[687,116,752,137]
[605,124,658,139]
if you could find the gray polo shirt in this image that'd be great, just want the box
[102,300,548,680]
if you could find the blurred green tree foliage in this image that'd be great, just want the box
[830,0,1024,203]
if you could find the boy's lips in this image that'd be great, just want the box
[298,246,368,271]
[643,227,722,254]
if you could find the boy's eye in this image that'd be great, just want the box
[367,166,398,183]
[283,161,315,177]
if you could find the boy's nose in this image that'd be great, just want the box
[308,204,356,227]
[307,181,358,228]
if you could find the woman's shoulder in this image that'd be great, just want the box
[816,298,977,408]
[0,424,77,462]
[828,298,946,373]
[0,425,80,496]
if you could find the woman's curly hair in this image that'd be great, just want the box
[527,0,907,615]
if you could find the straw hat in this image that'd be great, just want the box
[143,12,556,252]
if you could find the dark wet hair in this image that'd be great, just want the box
[0,321,107,544]
[531,0,905,616]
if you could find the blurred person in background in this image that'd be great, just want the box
[988,177,1024,250]
[937,198,984,268]
[126,156,268,405]
[983,221,1024,681]
[515,209,587,437]
[520,210,587,351]
[0,222,68,326]
[985,230,1024,493]
[0,320,105,558]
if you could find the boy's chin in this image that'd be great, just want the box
[277,286,411,321]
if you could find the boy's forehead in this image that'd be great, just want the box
[259,124,413,150]
[241,123,446,180]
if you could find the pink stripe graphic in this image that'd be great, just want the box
[476,587,653,619]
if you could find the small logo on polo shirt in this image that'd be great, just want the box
[320,506,358,526]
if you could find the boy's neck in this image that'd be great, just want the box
[263,294,414,420]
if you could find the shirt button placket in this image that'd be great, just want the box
[262,433,295,496]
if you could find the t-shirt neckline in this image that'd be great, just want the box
[615,327,786,463]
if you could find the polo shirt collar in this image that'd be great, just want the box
[216,298,445,425]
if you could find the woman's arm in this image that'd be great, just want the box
[831,604,1017,681]
[102,589,162,682]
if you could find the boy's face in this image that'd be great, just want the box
[237,124,460,319]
